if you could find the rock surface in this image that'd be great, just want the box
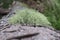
[0,1,60,40]
[0,1,26,29]
[0,24,60,40]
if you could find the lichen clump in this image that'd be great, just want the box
[8,8,51,26]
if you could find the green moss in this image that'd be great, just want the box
[8,8,51,26]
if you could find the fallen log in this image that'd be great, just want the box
[0,8,10,15]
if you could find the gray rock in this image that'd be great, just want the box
[0,1,26,29]
[0,24,60,40]
[0,1,60,40]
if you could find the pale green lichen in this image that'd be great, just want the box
[8,8,51,26]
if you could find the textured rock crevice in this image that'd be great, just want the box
[0,25,60,40]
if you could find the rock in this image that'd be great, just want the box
[0,1,60,40]
[0,1,26,29]
[0,24,60,40]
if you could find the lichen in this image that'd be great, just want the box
[8,8,51,26]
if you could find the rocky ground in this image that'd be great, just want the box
[0,24,60,40]
[0,1,60,40]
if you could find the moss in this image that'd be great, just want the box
[8,8,51,26]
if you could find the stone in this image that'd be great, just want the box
[0,1,60,40]
[0,24,60,40]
